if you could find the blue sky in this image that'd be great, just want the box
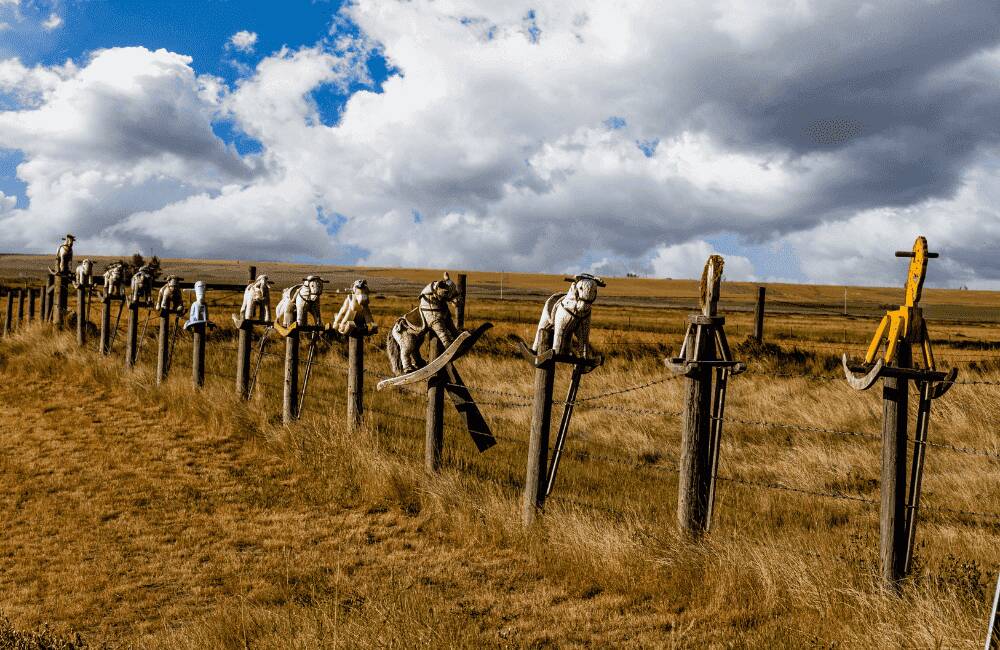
[1,1,1000,287]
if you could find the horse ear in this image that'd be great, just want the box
[443,271,450,281]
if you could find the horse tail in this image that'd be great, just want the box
[386,321,403,376]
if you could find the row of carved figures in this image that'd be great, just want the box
[54,232,605,378]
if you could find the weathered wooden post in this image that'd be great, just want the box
[28,288,36,322]
[2,290,12,336]
[665,256,744,536]
[522,328,555,525]
[235,267,257,398]
[753,286,766,342]
[347,328,365,430]
[456,273,467,330]
[17,288,25,327]
[425,339,446,473]
[54,272,68,329]
[99,297,112,355]
[191,321,206,388]
[283,329,300,424]
[842,237,957,589]
[125,300,140,368]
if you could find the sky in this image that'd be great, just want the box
[1,1,1000,287]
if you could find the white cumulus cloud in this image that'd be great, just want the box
[229,30,258,53]
[41,12,61,30]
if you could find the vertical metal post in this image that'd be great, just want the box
[881,342,910,587]
[99,298,112,355]
[678,325,716,535]
[125,301,139,368]
[753,286,766,342]
[425,339,445,474]
[156,312,170,385]
[283,330,300,424]
[191,321,206,388]
[522,329,555,526]
[456,273,467,330]
[348,329,364,430]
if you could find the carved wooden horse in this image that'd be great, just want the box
[240,274,273,322]
[532,273,605,357]
[331,279,378,335]
[387,272,461,375]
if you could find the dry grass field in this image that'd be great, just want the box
[1,254,999,648]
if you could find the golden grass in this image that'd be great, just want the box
[0,275,998,647]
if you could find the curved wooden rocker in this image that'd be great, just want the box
[377,323,492,390]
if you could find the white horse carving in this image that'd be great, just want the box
[103,262,125,298]
[240,274,273,321]
[55,234,74,275]
[130,265,154,304]
[73,259,93,288]
[533,273,605,357]
[331,279,377,335]
[275,276,326,328]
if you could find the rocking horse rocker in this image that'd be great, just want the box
[378,272,496,452]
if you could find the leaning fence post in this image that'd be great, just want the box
[41,276,50,322]
[753,286,766,342]
[156,310,170,384]
[99,296,112,355]
[522,329,555,526]
[425,339,446,474]
[283,329,300,424]
[28,288,36,322]
[235,267,256,398]
[347,329,365,431]
[881,341,910,586]
[2,290,12,336]
[125,300,139,368]
[17,288,25,327]
[191,321,206,388]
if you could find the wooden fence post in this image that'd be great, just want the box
[54,273,68,329]
[347,330,364,431]
[41,277,49,322]
[17,288,25,326]
[522,329,555,526]
[425,339,446,474]
[753,286,766,342]
[283,330,300,424]
[156,311,170,385]
[28,288,36,322]
[2,290,12,336]
[881,342,910,587]
[678,322,717,535]
[125,301,139,368]
[456,273,467,330]
[76,284,87,346]
[191,321,206,388]
[99,298,112,355]
[235,266,256,398]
